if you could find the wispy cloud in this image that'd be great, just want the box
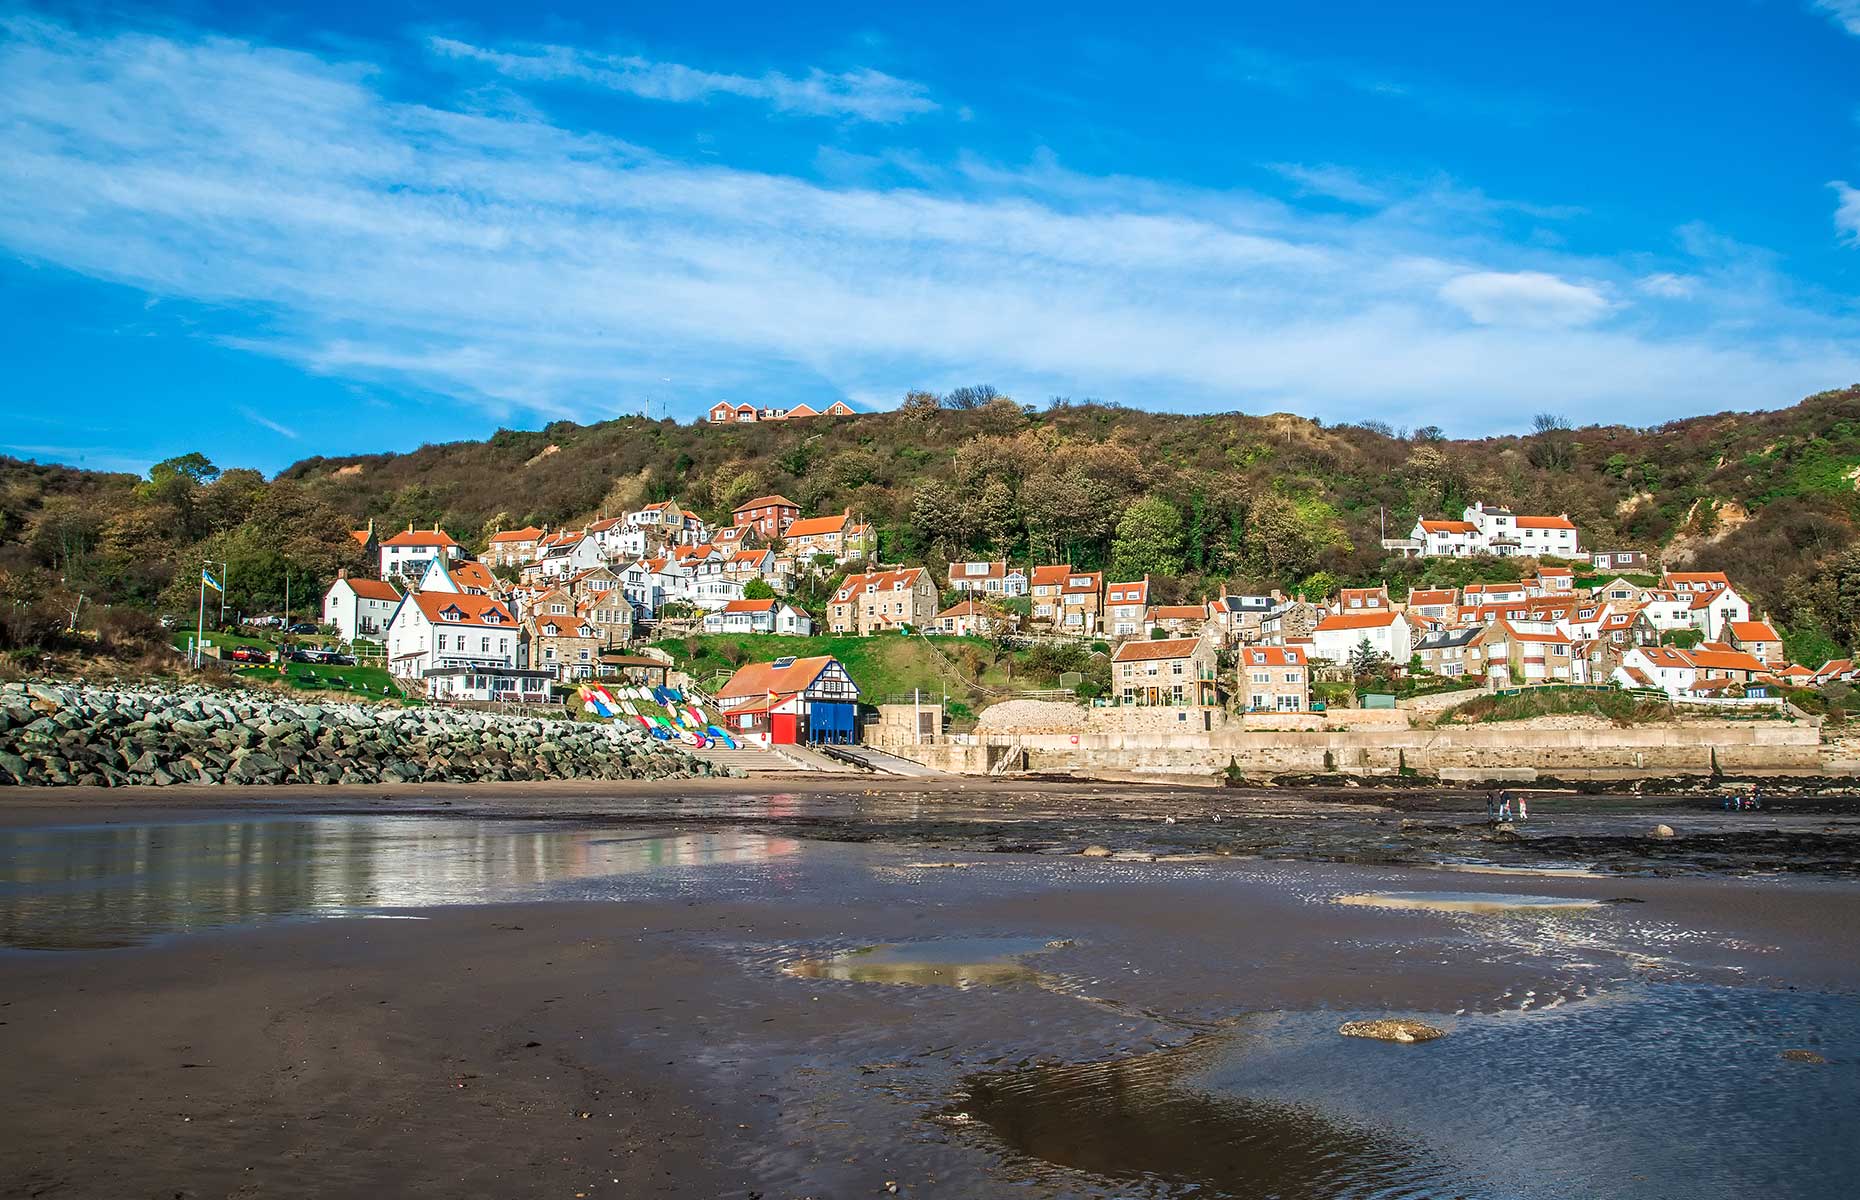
[427,36,936,123]
[1438,271,1612,329]
[1219,44,1552,125]
[1264,162,1388,206]
[1831,181,1860,244]
[0,17,1853,436]
[1812,1,1860,36]
[237,406,299,439]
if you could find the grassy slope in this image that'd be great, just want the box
[1439,688,1676,726]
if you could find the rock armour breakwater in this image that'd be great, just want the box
[0,682,723,787]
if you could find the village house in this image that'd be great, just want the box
[1462,581,1530,606]
[1591,549,1651,572]
[1405,588,1458,623]
[1616,643,1768,699]
[348,519,377,560]
[322,573,400,642]
[486,526,547,567]
[1311,609,1413,666]
[1238,646,1310,712]
[526,601,602,682]
[946,560,1029,598]
[1727,620,1786,667]
[378,526,463,581]
[1106,577,1150,637]
[1594,576,1650,605]
[702,597,814,637]
[706,400,857,424]
[713,655,860,745]
[1146,602,1209,639]
[1112,631,1220,706]
[932,599,1012,638]
[1259,597,1325,644]
[827,567,939,635]
[1480,618,1575,685]
[1335,586,1391,613]
[1413,626,1486,679]
[578,590,637,646]
[625,498,708,547]
[1390,503,1581,559]
[527,530,607,583]
[781,511,867,564]
[732,494,801,539]
[384,592,544,702]
[719,547,789,592]
[1687,583,1751,642]
[1207,594,1277,642]
[1528,566,1576,595]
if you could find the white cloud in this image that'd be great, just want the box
[1638,272,1699,299]
[1832,181,1860,243]
[0,17,1854,432]
[1438,271,1612,329]
[1265,162,1388,206]
[1812,1,1860,36]
[427,36,936,123]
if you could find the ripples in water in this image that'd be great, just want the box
[958,983,1858,1199]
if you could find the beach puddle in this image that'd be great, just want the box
[785,937,1060,988]
[953,1029,1456,1199]
[0,816,797,950]
[1338,889,1607,914]
[957,984,1860,1199]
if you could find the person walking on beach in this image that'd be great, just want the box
[1497,791,1513,822]
[1487,792,1498,823]
[1517,794,1528,822]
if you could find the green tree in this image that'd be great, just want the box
[1349,637,1384,677]
[1110,496,1185,580]
[742,577,776,601]
[136,452,219,540]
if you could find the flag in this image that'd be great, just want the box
[202,568,222,593]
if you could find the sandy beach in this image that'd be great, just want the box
[4,781,1858,1198]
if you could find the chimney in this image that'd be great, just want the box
[338,568,348,580]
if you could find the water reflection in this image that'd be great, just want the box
[1338,890,1606,915]
[965,985,1860,1199]
[787,937,1057,988]
[0,817,797,950]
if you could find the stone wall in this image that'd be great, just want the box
[0,681,722,788]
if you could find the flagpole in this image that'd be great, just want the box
[196,563,207,669]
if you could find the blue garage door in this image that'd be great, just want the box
[807,701,856,744]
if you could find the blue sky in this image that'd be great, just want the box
[4,1,1860,474]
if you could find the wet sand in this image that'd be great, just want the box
[4,784,1860,1197]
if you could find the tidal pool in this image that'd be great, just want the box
[960,983,1858,1199]
[0,815,797,950]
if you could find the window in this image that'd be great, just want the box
[436,634,447,651]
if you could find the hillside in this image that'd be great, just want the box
[6,386,1860,660]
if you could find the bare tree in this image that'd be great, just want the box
[944,384,1001,410]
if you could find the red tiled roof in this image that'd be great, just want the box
[1112,636,1205,662]
[1029,565,1073,588]
[1728,621,1780,643]
[1419,519,1476,534]
[783,512,850,538]
[732,495,799,513]
[1316,611,1400,630]
[381,528,459,548]
[488,526,546,543]
[343,578,400,601]
[1515,515,1576,530]
[721,598,778,613]
[716,655,839,700]
[410,593,513,627]
[1243,647,1305,666]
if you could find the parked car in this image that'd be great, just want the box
[249,615,285,629]
[288,623,318,635]
[288,649,325,664]
[323,652,356,666]
[228,647,269,663]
